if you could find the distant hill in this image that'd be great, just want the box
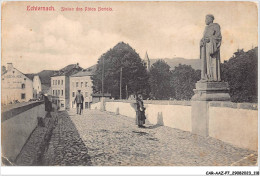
[150,58,200,70]
[38,70,59,86]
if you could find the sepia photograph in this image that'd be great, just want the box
[1,1,259,174]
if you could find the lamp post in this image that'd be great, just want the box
[102,57,104,97]
[101,57,105,111]
[120,67,122,99]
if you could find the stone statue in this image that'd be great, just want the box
[192,15,230,135]
[200,14,222,82]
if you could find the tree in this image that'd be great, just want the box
[92,42,150,99]
[148,60,173,99]
[170,64,200,100]
[221,47,258,102]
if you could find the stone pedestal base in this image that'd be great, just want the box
[192,81,231,101]
[191,81,231,137]
[191,101,209,137]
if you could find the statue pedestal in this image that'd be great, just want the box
[191,81,230,137]
[192,81,230,101]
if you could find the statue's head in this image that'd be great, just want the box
[205,14,214,25]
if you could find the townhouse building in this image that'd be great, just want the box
[1,63,33,104]
[70,70,94,109]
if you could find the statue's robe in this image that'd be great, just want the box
[200,23,222,81]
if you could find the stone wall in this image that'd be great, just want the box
[208,102,258,151]
[93,100,192,132]
[92,100,258,151]
[1,101,46,162]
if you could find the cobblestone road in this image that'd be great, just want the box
[44,109,257,166]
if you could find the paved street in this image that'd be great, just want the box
[43,109,257,166]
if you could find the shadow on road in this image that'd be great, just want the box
[43,110,92,166]
[146,124,162,129]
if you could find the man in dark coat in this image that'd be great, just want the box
[74,90,84,115]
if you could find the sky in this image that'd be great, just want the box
[1,1,258,73]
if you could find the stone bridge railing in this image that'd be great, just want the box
[91,99,257,151]
[1,101,46,163]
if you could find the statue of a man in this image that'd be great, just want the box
[200,14,222,82]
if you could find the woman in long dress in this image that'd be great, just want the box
[136,94,146,128]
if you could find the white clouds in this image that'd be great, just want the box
[2,2,258,73]
[2,14,129,72]
[42,15,83,42]
[3,24,37,52]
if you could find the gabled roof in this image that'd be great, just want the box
[71,70,93,77]
[52,64,83,77]
[71,64,97,77]
[84,64,97,73]
[24,74,35,81]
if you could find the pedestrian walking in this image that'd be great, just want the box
[136,94,146,128]
[74,90,84,115]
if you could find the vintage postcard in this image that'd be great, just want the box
[1,1,259,175]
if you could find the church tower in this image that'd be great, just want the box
[144,51,151,71]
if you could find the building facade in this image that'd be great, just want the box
[50,63,82,110]
[70,70,93,109]
[1,63,33,104]
[51,76,69,110]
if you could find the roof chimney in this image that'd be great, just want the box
[7,63,13,71]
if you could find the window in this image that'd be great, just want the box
[58,80,60,85]
[76,82,79,87]
[53,80,55,85]
[61,90,63,96]
[55,80,57,85]
[85,92,88,97]
[81,82,83,87]
[55,90,57,96]
[58,90,60,96]
[61,103,64,107]
[24,78,26,81]
[21,83,25,89]
[21,93,26,99]
[85,82,88,87]
[53,90,55,95]
[72,92,75,97]
[61,80,63,85]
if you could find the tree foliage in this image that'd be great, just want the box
[148,60,173,99]
[92,42,150,99]
[170,64,200,100]
[221,47,258,103]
